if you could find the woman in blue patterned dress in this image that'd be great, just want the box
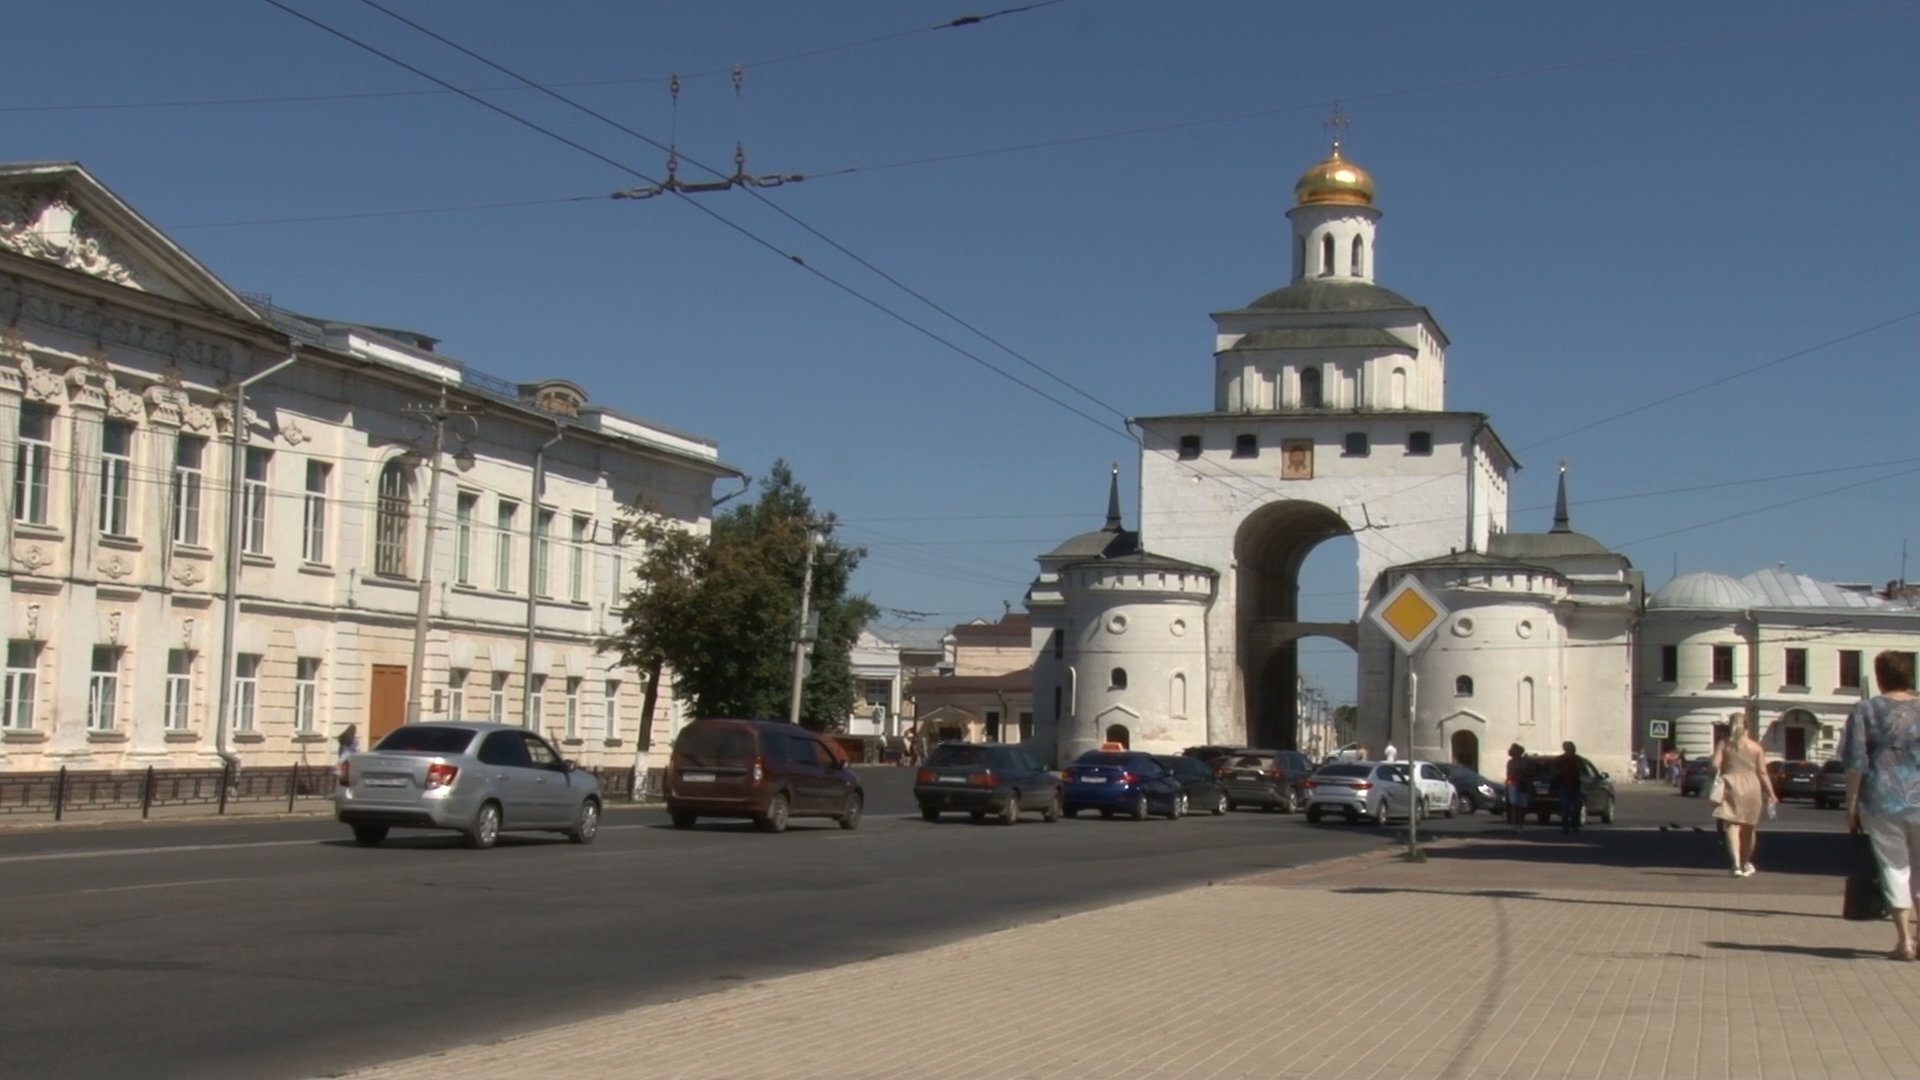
[1842,651,1920,960]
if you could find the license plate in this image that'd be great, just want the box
[363,777,407,788]
[937,776,966,784]
[681,772,715,783]
[1079,775,1106,784]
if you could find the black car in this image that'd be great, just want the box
[1679,757,1715,797]
[1153,754,1231,816]
[1223,749,1318,813]
[915,742,1063,825]
[1814,759,1847,809]
[1434,763,1506,814]
[1519,755,1616,824]
[1767,759,1820,802]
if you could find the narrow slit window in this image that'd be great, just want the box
[1320,233,1334,276]
[1351,235,1365,277]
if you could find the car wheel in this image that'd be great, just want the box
[1373,799,1389,827]
[1166,792,1187,821]
[351,824,388,847]
[1444,792,1458,819]
[920,807,940,823]
[839,793,863,831]
[998,791,1021,826]
[671,811,698,830]
[1042,793,1062,823]
[1212,791,1229,816]
[757,792,791,834]
[567,799,601,844]
[1599,796,1615,825]
[1285,787,1304,814]
[1306,807,1322,824]
[1130,794,1150,821]
[465,801,502,850]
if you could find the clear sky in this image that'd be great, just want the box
[10,1,1916,701]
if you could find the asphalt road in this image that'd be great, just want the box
[0,772,1844,1080]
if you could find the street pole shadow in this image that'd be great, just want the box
[1331,885,1821,919]
[1419,828,1851,878]
[1702,940,1887,959]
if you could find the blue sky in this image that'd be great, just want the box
[10,1,1916,700]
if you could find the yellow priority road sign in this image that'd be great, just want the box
[1369,575,1449,655]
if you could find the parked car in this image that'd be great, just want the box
[1433,763,1506,814]
[1154,754,1231,815]
[916,742,1063,824]
[1302,761,1453,824]
[665,718,864,833]
[1222,749,1318,813]
[1814,759,1847,809]
[1767,759,1821,802]
[1679,757,1716,797]
[1061,751,1185,820]
[1519,754,1616,824]
[1181,745,1252,776]
[335,721,602,849]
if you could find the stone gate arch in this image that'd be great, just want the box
[1235,500,1358,750]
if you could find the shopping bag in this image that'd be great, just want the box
[1844,829,1891,922]
[1707,776,1726,804]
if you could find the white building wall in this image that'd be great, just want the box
[1055,565,1212,763]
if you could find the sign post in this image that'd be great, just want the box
[1367,575,1449,861]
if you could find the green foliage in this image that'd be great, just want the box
[609,461,876,733]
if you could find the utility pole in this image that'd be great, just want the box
[402,386,480,724]
[788,526,823,725]
[522,423,565,727]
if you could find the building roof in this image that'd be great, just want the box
[1236,279,1421,315]
[1062,550,1218,576]
[910,668,1034,695]
[950,613,1032,640]
[1648,571,1758,611]
[1392,549,1564,579]
[1222,325,1410,352]
[1741,566,1891,610]
[1488,531,1617,560]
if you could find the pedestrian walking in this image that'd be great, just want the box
[335,723,359,764]
[1504,743,1529,834]
[1554,741,1586,833]
[1842,650,1920,959]
[1712,718,1776,877]
[1382,742,1398,762]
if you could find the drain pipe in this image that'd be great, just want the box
[521,421,565,726]
[214,351,301,770]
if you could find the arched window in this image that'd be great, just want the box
[1299,367,1323,409]
[1295,236,1306,279]
[1391,367,1408,409]
[1170,672,1187,718]
[1110,667,1128,690]
[374,460,412,577]
[1320,233,1335,276]
[1455,675,1473,697]
[1351,235,1365,277]
[1518,677,1536,726]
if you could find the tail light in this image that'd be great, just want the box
[1118,771,1137,784]
[1301,779,1317,788]
[968,771,995,787]
[1353,781,1373,790]
[425,763,458,790]
[338,760,352,787]
[1265,769,1282,779]
[751,756,764,783]
[916,768,936,784]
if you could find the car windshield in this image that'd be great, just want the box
[926,745,989,768]
[1230,755,1274,768]
[675,725,753,767]
[373,726,476,754]
[1315,764,1373,778]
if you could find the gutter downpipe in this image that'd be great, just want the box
[521,421,565,727]
[214,351,301,771]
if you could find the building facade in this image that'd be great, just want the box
[0,162,737,774]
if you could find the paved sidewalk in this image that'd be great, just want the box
[334,832,1920,1080]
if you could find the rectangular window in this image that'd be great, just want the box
[242,447,270,555]
[99,418,133,537]
[1343,431,1371,457]
[1840,650,1864,690]
[301,460,330,564]
[454,493,478,585]
[604,680,620,741]
[1784,647,1808,689]
[609,524,628,600]
[862,680,891,707]
[1177,435,1201,460]
[164,649,194,731]
[565,677,581,739]
[3,640,37,730]
[489,672,508,723]
[1232,434,1257,459]
[87,645,121,731]
[1711,645,1736,685]
[294,657,320,733]
[528,673,547,726]
[1406,431,1433,456]
[985,710,1001,741]
[14,402,52,526]
[171,434,205,545]
[447,668,467,720]
[1659,644,1678,683]
[535,510,555,597]
[570,516,589,602]
[233,653,261,732]
[494,501,517,592]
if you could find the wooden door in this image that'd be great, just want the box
[369,664,408,742]
[1784,726,1807,762]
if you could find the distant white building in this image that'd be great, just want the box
[0,162,739,773]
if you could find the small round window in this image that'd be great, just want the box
[1516,620,1534,639]
[1170,618,1188,637]
[1107,614,1129,635]
[1451,616,1475,638]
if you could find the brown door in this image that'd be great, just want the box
[369,664,408,742]
[1784,726,1807,762]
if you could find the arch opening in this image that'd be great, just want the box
[1235,501,1357,752]
[1104,723,1131,749]
[1451,730,1480,773]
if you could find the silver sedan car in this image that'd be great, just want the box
[334,721,602,849]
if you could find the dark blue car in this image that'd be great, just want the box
[1061,751,1185,820]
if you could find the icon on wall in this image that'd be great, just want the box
[1281,438,1314,480]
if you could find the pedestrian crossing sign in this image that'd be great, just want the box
[1368,576,1448,655]
[1648,720,1671,739]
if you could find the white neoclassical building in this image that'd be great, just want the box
[0,162,739,774]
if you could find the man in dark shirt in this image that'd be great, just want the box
[1554,741,1586,833]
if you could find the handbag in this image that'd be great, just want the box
[1707,776,1726,803]
[1844,828,1891,922]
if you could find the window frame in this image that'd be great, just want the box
[447,668,468,720]
[3,640,38,731]
[534,509,556,598]
[564,676,582,739]
[454,492,478,585]
[233,653,262,732]
[301,459,331,565]
[241,446,271,555]
[373,460,412,578]
[1783,647,1809,690]
[164,649,194,731]
[489,671,508,724]
[98,418,134,538]
[1406,431,1433,456]
[569,515,589,602]
[87,645,122,732]
[1659,644,1678,683]
[1232,434,1258,459]
[1840,649,1864,690]
[294,657,321,733]
[14,401,53,526]
[1711,645,1736,685]
[494,500,517,592]
[1342,431,1370,457]
[604,679,620,742]
[171,433,206,546]
[1177,434,1201,460]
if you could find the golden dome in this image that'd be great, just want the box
[1294,148,1375,207]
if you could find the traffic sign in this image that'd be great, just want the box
[1369,576,1449,655]
[1648,720,1671,740]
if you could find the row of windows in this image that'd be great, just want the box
[1448,673,1538,723]
[1052,667,1192,722]
[1178,431,1431,460]
[10,405,612,602]
[1655,644,1872,690]
[443,668,626,740]
[1297,234,1367,279]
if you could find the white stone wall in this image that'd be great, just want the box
[1054,565,1212,763]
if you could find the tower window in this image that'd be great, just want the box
[1343,432,1370,457]
[1295,237,1306,279]
[1712,645,1736,685]
[1407,431,1433,455]
[1320,234,1334,276]
[1299,367,1323,409]
[1110,668,1128,691]
[1660,644,1678,682]
[1455,675,1473,697]
[1351,235,1365,277]
[1233,434,1258,459]
[1177,435,1200,460]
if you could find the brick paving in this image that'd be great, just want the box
[333,833,1920,1080]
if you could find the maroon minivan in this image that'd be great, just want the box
[666,719,864,833]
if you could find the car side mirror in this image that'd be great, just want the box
[562,759,577,773]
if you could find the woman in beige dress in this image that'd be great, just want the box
[1712,722,1777,877]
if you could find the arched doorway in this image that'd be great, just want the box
[1235,500,1357,750]
[1104,724,1130,749]
[1450,730,1479,773]
[1776,708,1818,761]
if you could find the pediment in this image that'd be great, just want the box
[0,163,261,323]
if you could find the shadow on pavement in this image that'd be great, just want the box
[1703,940,1889,959]
[1422,828,1850,878]
[1330,884,1824,919]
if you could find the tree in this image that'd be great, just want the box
[610,461,876,746]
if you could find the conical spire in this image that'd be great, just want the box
[1104,463,1123,532]
[1550,462,1571,534]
